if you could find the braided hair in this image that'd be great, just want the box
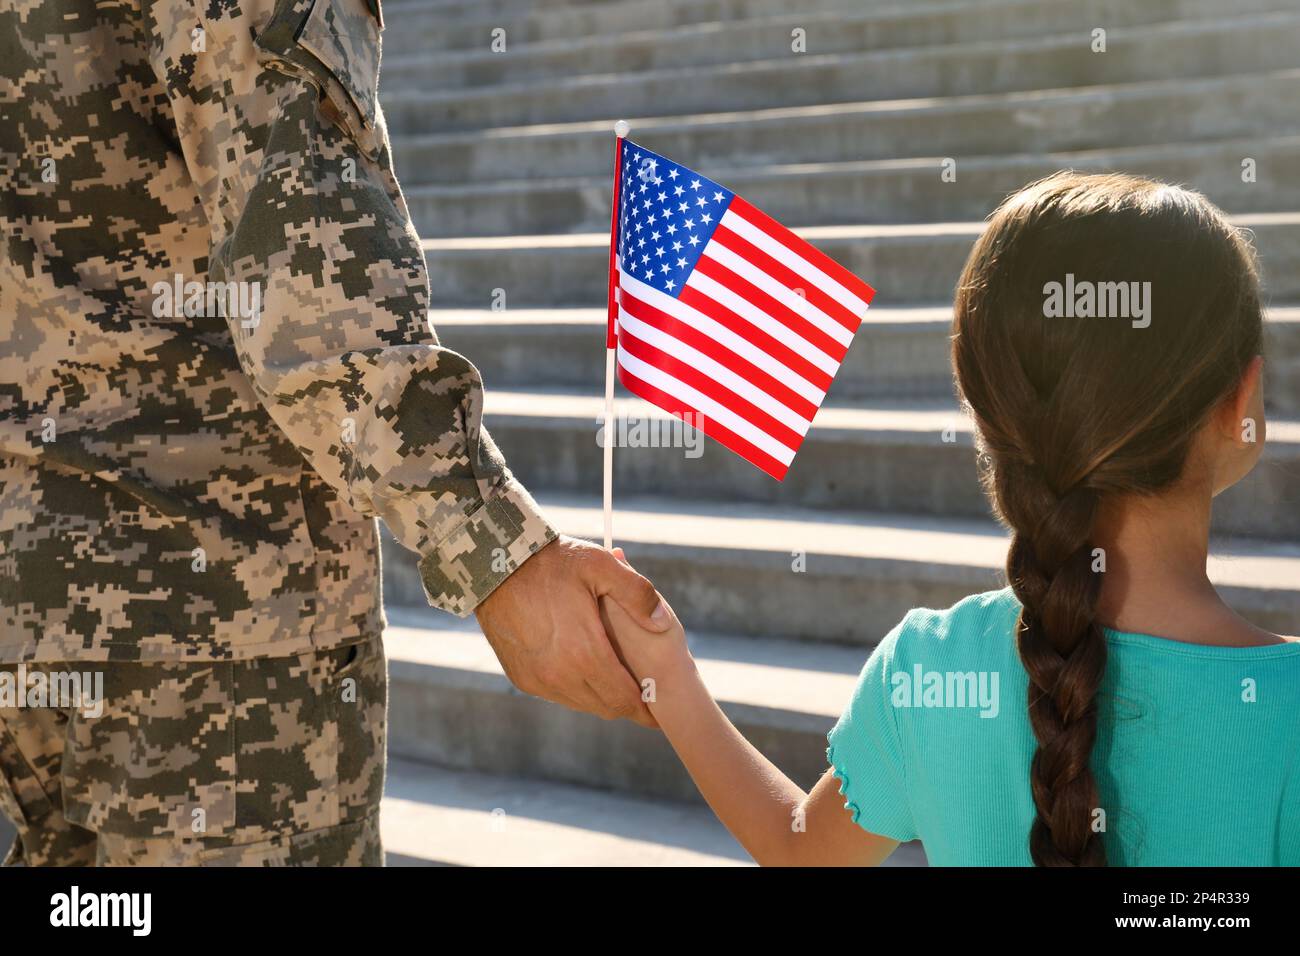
[951,173,1263,865]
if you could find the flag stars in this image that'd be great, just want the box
[617,146,733,298]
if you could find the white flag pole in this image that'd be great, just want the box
[603,120,630,550]
[602,346,616,550]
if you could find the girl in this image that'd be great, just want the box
[600,172,1300,866]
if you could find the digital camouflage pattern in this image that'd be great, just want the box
[0,0,556,662]
[0,634,386,865]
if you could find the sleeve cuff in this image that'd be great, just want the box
[416,478,558,616]
[826,739,916,844]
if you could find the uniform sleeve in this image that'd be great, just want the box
[826,612,917,842]
[151,0,556,614]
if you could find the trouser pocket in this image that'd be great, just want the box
[0,690,98,867]
[0,724,52,829]
[58,634,387,851]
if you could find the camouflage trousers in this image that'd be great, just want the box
[0,634,387,866]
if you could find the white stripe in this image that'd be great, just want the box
[618,309,812,436]
[702,241,853,348]
[618,268,826,405]
[721,208,871,317]
[616,348,797,465]
[684,270,840,377]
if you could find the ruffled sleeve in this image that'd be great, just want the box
[826,611,918,842]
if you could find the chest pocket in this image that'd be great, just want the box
[255,0,385,158]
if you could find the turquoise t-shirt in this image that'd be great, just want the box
[827,588,1300,866]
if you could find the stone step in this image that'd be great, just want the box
[420,213,1300,306]
[381,0,1029,56]
[380,495,1300,645]
[385,608,850,800]
[381,0,610,16]
[470,390,1300,541]
[405,134,1300,237]
[381,610,926,868]
[381,758,929,866]
[393,72,1300,188]
[435,304,955,401]
[381,0,1288,85]
[432,306,1300,415]
[378,14,1300,132]
[381,758,752,866]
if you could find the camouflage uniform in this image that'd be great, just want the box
[0,635,386,865]
[0,0,556,863]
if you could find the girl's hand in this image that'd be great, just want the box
[600,549,693,695]
[598,552,898,867]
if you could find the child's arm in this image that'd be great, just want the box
[599,595,899,867]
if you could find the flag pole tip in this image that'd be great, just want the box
[614,120,630,138]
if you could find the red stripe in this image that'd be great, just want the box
[694,254,848,363]
[618,289,820,422]
[674,283,835,392]
[615,364,789,481]
[606,135,625,349]
[728,197,876,308]
[712,224,862,333]
[618,326,803,452]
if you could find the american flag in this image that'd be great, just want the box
[607,139,875,480]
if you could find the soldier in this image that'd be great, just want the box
[0,0,668,865]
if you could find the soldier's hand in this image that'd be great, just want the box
[475,536,671,728]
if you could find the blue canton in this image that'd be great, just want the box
[616,140,735,299]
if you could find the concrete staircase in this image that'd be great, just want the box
[374,0,1300,866]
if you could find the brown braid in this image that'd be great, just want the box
[952,173,1262,865]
